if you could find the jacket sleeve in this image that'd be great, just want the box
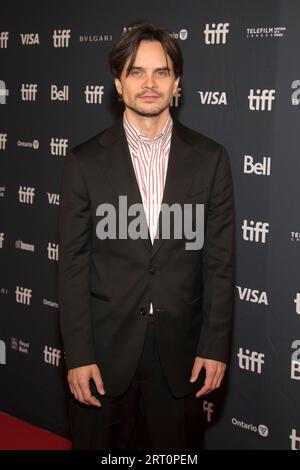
[196,145,235,363]
[58,150,96,369]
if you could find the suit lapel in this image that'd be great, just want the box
[97,117,197,257]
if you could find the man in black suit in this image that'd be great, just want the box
[58,22,235,450]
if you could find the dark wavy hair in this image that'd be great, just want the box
[108,21,183,79]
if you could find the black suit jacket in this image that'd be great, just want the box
[58,117,235,398]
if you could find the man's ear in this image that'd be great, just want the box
[173,76,180,95]
[115,78,122,96]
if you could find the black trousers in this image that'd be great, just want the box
[69,314,205,451]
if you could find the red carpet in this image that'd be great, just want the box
[0,412,72,450]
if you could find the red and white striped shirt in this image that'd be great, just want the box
[123,111,173,313]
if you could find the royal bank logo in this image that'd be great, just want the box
[11,337,30,354]
[21,83,38,101]
[170,29,188,40]
[20,33,40,45]
[79,33,113,43]
[246,26,286,39]
[0,340,6,364]
[197,91,227,105]
[47,192,60,205]
[15,286,32,305]
[53,29,71,47]
[248,89,275,111]
[204,23,229,44]
[170,87,181,107]
[18,186,35,204]
[232,418,269,437]
[50,138,68,156]
[47,242,59,261]
[85,85,104,104]
[0,32,9,48]
[243,154,271,175]
[0,80,9,104]
[291,80,300,105]
[50,85,69,101]
[0,133,7,150]
[291,340,300,380]
[236,286,268,305]
[43,346,61,366]
[17,139,39,149]
[242,220,270,243]
[290,429,300,450]
[237,347,265,374]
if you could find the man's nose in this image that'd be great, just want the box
[142,74,157,88]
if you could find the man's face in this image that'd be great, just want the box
[115,40,180,118]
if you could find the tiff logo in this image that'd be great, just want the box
[51,85,69,101]
[15,286,32,305]
[244,155,271,175]
[248,89,275,111]
[291,340,300,380]
[170,87,181,107]
[50,138,68,156]
[48,242,59,261]
[290,429,300,450]
[242,220,269,243]
[204,23,229,44]
[0,340,6,364]
[20,33,40,45]
[0,232,4,248]
[53,29,71,48]
[0,80,9,104]
[294,293,300,315]
[237,347,265,374]
[85,85,104,104]
[0,133,7,150]
[47,192,60,205]
[203,400,214,422]
[18,186,35,204]
[44,346,61,366]
[21,83,38,101]
[0,32,9,48]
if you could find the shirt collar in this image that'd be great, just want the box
[123,112,173,152]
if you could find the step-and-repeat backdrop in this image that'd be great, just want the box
[0,0,299,450]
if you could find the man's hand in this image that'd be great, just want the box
[190,357,226,398]
[68,363,106,407]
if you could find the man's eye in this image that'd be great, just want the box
[156,70,168,77]
[130,70,141,76]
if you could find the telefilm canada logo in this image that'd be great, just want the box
[246,26,287,38]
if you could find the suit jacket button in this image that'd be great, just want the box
[149,267,156,275]
[140,307,147,315]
